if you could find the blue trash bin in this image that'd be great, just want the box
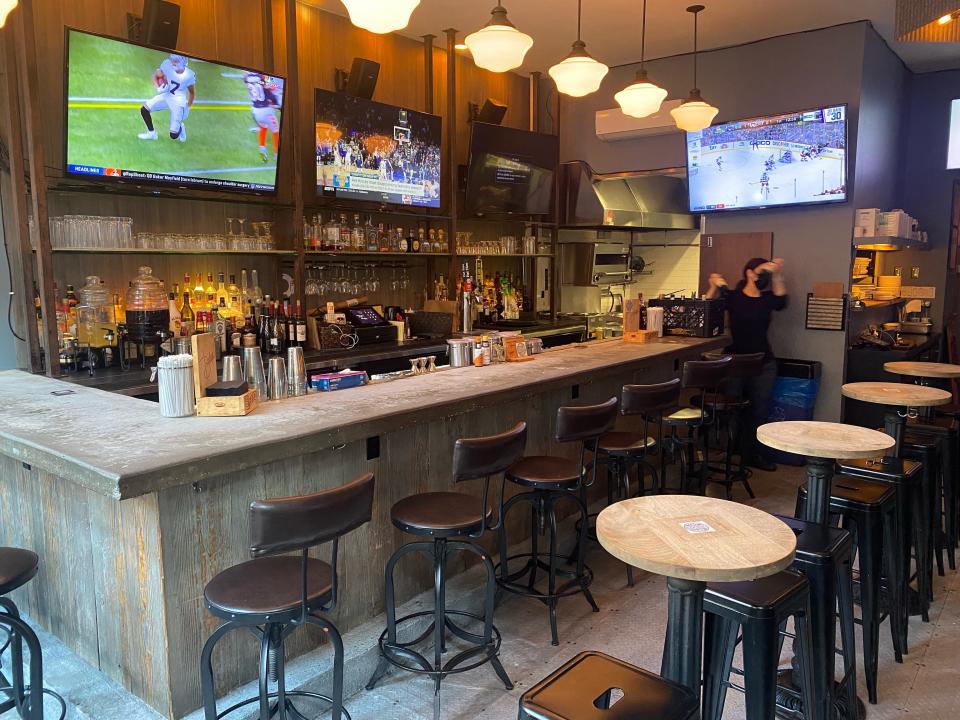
[765,359,822,466]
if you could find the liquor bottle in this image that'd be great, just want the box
[206,273,217,300]
[436,228,447,254]
[435,274,448,301]
[398,227,409,253]
[324,213,339,252]
[216,272,228,306]
[639,293,647,330]
[295,300,307,346]
[168,292,182,335]
[180,293,196,336]
[240,269,250,310]
[378,223,390,253]
[284,300,296,349]
[351,213,364,251]
[269,301,284,354]
[172,283,182,309]
[303,216,313,249]
[227,274,241,307]
[416,227,426,253]
[182,274,191,304]
[365,215,378,253]
[408,228,418,253]
[213,303,229,355]
[260,299,271,354]
[250,270,264,306]
[241,311,258,348]
[65,285,78,310]
[338,214,351,252]
[192,274,205,305]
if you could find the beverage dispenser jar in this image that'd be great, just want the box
[76,275,116,347]
[125,266,170,342]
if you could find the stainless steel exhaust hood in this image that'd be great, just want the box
[559,161,697,230]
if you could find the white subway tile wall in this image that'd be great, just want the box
[627,230,701,301]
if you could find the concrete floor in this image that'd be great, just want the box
[4,463,960,719]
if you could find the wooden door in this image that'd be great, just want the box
[698,232,774,295]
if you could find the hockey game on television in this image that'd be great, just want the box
[65,29,285,193]
[315,90,442,209]
[686,105,847,212]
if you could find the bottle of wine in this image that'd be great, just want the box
[180,293,196,336]
[284,300,295,349]
[269,301,284,354]
[260,300,271,354]
[295,300,307,346]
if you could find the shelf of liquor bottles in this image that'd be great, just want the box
[303,251,452,257]
[50,248,298,256]
[455,253,554,258]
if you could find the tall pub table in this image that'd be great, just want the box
[596,495,797,694]
[757,421,895,720]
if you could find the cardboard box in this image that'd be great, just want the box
[856,208,881,236]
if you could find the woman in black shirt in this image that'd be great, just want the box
[705,257,788,471]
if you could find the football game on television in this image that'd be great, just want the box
[686,104,847,213]
[465,123,559,216]
[315,89,442,209]
[65,29,286,193]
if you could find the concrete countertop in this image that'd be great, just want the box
[0,336,724,500]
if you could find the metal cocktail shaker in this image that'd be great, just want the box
[242,347,268,400]
[286,346,307,396]
[222,355,243,383]
[267,357,288,400]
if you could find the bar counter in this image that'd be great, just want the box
[0,335,724,718]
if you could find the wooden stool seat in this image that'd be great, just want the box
[506,455,582,489]
[0,548,38,596]
[390,491,491,537]
[597,431,656,454]
[204,556,333,619]
[519,651,699,720]
[663,407,705,423]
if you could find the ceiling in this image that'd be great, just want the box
[302,0,960,74]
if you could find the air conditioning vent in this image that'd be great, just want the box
[595,100,684,142]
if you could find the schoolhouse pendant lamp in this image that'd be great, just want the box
[340,0,420,35]
[548,0,609,97]
[615,0,668,118]
[464,2,534,73]
[0,0,18,28]
[670,5,719,132]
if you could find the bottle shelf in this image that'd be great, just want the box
[455,253,554,258]
[304,251,452,257]
[50,248,297,256]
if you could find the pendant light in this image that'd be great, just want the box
[615,0,668,118]
[548,0,609,97]
[464,3,534,73]
[340,0,420,35]
[0,0,17,28]
[670,5,719,132]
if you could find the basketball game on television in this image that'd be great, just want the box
[315,89,442,209]
[65,29,286,193]
[686,105,847,212]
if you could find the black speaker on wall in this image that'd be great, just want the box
[344,58,381,99]
[128,0,181,49]
[469,98,508,126]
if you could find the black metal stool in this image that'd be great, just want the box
[519,651,700,720]
[200,473,375,720]
[701,570,817,720]
[899,435,940,605]
[798,475,903,703]
[0,548,65,720]
[497,397,619,645]
[662,357,733,495]
[838,456,926,633]
[366,422,527,719]
[908,415,959,572]
[592,379,683,586]
[699,352,766,500]
[773,515,858,720]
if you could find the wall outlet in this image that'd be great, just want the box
[894,266,902,276]
[910,266,921,279]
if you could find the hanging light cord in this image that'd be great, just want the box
[693,8,699,89]
[577,0,582,41]
[640,0,647,67]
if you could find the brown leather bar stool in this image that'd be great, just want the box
[591,379,683,586]
[698,352,766,499]
[199,473,375,720]
[496,397,619,646]
[365,422,527,720]
[0,547,65,720]
[519,651,700,720]
[662,356,733,495]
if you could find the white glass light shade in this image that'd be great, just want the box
[340,0,420,34]
[615,69,668,118]
[465,6,533,73]
[671,90,719,132]
[549,42,608,97]
[0,0,17,28]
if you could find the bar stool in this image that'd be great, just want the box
[698,352,766,499]
[365,422,527,719]
[519,651,700,720]
[907,416,959,571]
[497,397,619,646]
[591,379,682,587]
[701,570,817,720]
[200,473,375,720]
[773,515,858,720]
[662,357,733,495]
[0,548,65,720]
[838,456,927,629]
[797,475,903,703]
[899,435,940,601]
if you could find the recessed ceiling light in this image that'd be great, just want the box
[938,12,954,25]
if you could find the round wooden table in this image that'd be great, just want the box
[757,421,895,525]
[841,381,950,457]
[597,495,796,693]
[884,361,960,380]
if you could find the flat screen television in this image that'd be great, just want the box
[686,104,848,213]
[314,89,442,209]
[64,29,286,194]
[464,123,559,216]
[947,99,960,169]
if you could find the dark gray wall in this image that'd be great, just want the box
[898,69,960,327]
[558,22,875,420]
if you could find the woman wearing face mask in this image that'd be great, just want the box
[704,257,787,471]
